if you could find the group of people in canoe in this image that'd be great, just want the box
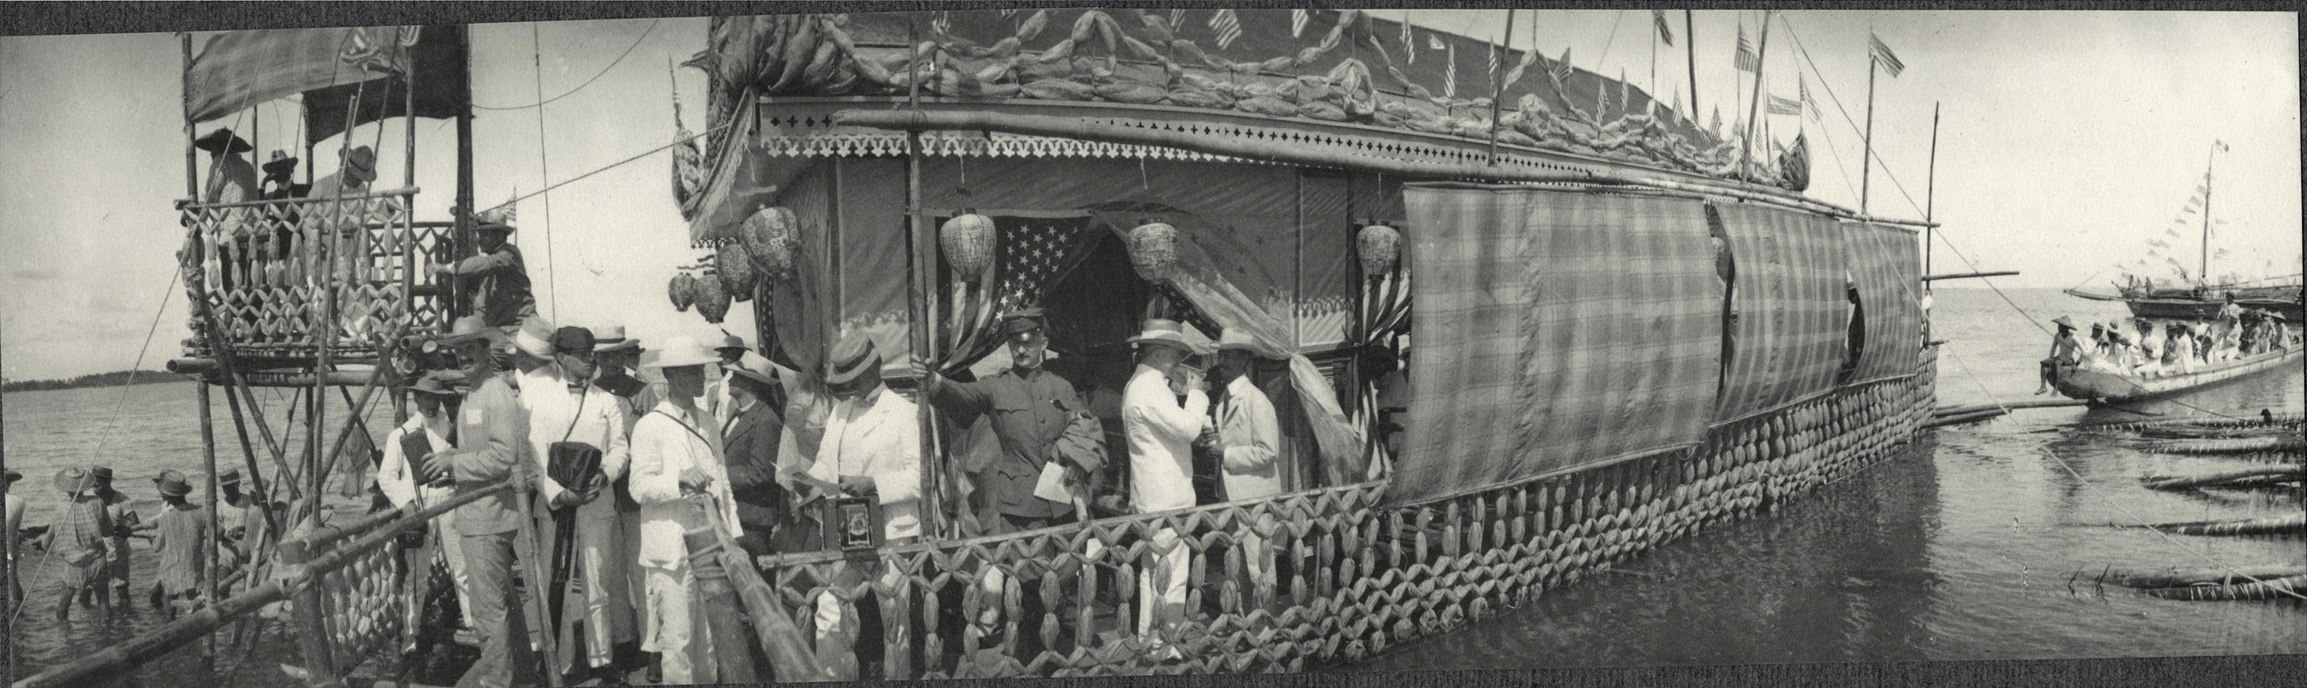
[2038,295,2298,393]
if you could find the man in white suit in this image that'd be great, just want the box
[1120,319,1209,650]
[1209,328,1282,600]
[805,333,922,678]
[626,335,741,685]
[527,326,635,681]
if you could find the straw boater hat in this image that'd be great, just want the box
[514,316,557,358]
[1213,327,1261,353]
[153,469,192,497]
[438,314,509,348]
[725,351,781,388]
[341,146,379,184]
[217,467,243,488]
[590,323,639,353]
[193,128,253,154]
[640,335,721,370]
[55,467,95,496]
[1126,319,1197,353]
[823,333,883,386]
[2051,316,2076,330]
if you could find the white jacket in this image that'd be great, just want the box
[628,401,740,569]
[1216,375,1283,501]
[527,378,632,524]
[378,413,455,511]
[807,386,922,541]
[1123,364,1208,513]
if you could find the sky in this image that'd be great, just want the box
[1,9,2299,380]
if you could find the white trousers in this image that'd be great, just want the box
[543,515,637,669]
[1135,527,1192,636]
[641,564,715,684]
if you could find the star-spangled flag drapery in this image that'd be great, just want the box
[992,220,1093,317]
[1292,9,1311,37]
[1767,94,1802,115]
[1654,10,1676,47]
[1489,41,1501,76]
[1870,32,1905,77]
[1444,44,1458,99]
[1208,9,1243,50]
[1736,26,1760,72]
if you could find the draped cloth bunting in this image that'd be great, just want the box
[1391,185,1721,507]
[1712,204,1848,421]
[187,26,464,135]
[1843,224,1921,382]
[1085,206,1368,485]
[930,213,1103,374]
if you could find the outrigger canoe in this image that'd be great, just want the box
[2051,346,2305,404]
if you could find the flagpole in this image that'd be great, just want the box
[1861,51,1879,214]
[1742,11,1772,178]
[1490,9,1515,165]
[2200,141,2216,284]
[1924,102,1940,277]
[1686,10,1699,127]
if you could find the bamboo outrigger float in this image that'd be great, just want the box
[23,9,1949,686]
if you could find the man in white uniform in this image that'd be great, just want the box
[1209,328,1282,599]
[1119,319,1209,648]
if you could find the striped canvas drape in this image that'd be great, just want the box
[1391,185,1721,507]
[1712,204,1849,421]
[1845,223,1923,382]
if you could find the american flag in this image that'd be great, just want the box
[1618,70,1634,116]
[1402,18,1415,64]
[992,219,1093,315]
[1767,94,1802,115]
[1653,10,1675,47]
[1444,44,1457,99]
[1208,9,1243,50]
[1292,9,1311,38]
[340,26,418,73]
[1870,32,1904,77]
[1488,43,1500,77]
[1735,26,1759,73]
[1547,46,1574,93]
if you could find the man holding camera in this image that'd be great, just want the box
[526,326,636,682]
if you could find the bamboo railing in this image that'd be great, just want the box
[178,190,453,358]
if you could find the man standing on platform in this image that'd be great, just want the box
[1119,319,1209,652]
[805,334,922,678]
[627,335,741,685]
[589,322,654,672]
[1209,328,1283,598]
[703,334,750,425]
[720,354,789,560]
[378,371,472,632]
[422,315,538,688]
[527,326,637,683]
[431,208,537,328]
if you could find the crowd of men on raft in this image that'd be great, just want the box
[2037,294,2297,393]
[14,130,1309,686]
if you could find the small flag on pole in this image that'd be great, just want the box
[1292,9,1311,38]
[2215,139,2229,152]
[1489,42,1501,76]
[1444,44,1458,99]
[1429,34,1445,50]
[1869,32,1905,77]
[1547,46,1574,93]
[1799,76,1818,119]
[1402,15,1415,64]
[1653,10,1675,47]
[1208,9,1243,50]
[1767,94,1802,115]
[1736,26,1760,72]
[1710,106,1723,136]
[1619,70,1634,116]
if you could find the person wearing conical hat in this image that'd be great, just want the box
[627,334,742,685]
[431,204,537,328]
[1119,318,1210,650]
[424,311,542,688]
[194,128,259,205]
[146,470,210,619]
[378,370,474,632]
[2038,316,2084,394]
[45,467,113,621]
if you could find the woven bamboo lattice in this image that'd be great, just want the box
[273,510,416,682]
[178,190,451,359]
[277,354,1935,682]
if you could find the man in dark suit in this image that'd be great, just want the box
[720,353,791,559]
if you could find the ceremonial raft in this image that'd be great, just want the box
[22,9,1943,686]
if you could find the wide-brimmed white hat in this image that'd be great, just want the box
[641,334,720,369]
[591,323,639,352]
[1126,319,1196,352]
[513,316,556,358]
[1213,327,1262,353]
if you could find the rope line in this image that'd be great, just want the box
[530,22,558,322]
[1778,14,1928,220]
[481,122,732,216]
[473,18,660,111]
[1937,349,2307,602]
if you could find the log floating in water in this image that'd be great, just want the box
[2146,436,2307,456]
[2142,465,2305,491]
[1923,409,2006,428]
[2143,574,2307,602]
[2139,513,2307,536]
[2099,564,2307,589]
[1932,399,2087,417]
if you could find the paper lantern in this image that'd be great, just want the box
[717,241,758,300]
[939,213,997,278]
[1127,221,1179,284]
[742,206,800,282]
[669,272,698,312]
[1358,224,1400,277]
[695,271,731,323]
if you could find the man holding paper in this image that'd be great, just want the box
[916,307,1105,535]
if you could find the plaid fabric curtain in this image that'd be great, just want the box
[1845,223,1923,382]
[1712,204,1849,421]
[1391,185,1721,507]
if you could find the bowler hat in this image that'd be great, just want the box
[193,128,253,154]
[824,333,883,386]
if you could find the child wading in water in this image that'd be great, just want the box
[45,467,113,620]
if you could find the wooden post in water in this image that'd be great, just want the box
[198,382,220,668]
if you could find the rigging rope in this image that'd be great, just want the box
[1935,348,2307,602]
[481,122,732,216]
[474,18,660,111]
[530,22,559,321]
[1777,14,1929,220]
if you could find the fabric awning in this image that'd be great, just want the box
[187,25,467,142]
[1391,184,1721,506]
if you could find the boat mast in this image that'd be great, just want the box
[1924,102,1939,276]
[2199,141,2215,286]
[1685,10,1698,125]
[1860,38,1878,214]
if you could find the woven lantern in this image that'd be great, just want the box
[669,271,698,312]
[939,212,997,279]
[717,241,758,299]
[1358,223,1400,278]
[741,206,800,282]
[695,270,731,323]
[1127,220,1180,284]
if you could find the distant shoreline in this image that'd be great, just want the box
[2,370,179,393]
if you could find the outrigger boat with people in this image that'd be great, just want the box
[2062,140,2305,323]
[22,9,1951,686]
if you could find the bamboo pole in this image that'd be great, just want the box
[182,33,197,199]
[454,26,476,320]
[1739,11,1772,179]
[901,21,949,539]
[1685,10,1698,127]
[197,382,221,668]
[832,109,1941,229]
[1859,57,1878,214]
[1923,102,1940,276]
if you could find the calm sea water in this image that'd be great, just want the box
[3,289,2301,684]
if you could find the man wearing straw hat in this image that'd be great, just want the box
[627,334,741,685]
[589,321,654,673]
[803,332,923,676]
[44,467,112,621]
[527,325,638,682]
[145,470,211,620]
[379,370,474,632]
[431,207,537,329]
[1209,327,1284,597]
[193,128,259,205]
[2037,316,2084,394]
[420,314,541,688]
[87,466,147,609]
[720,352,790,560]
[1120,318,1211,650]
[702,333,751,426]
